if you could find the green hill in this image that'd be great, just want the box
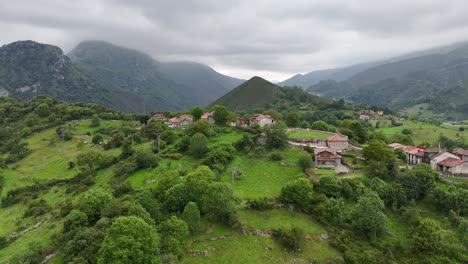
[0,41,115,108]
[210,76,282,111]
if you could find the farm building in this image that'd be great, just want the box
[201,112,215,126]
[250,114,275,127]
[326,134,348,151]
[437,158,468,176]
[314,148,342,168]
[453,148,468,161]
[430,151,461,170]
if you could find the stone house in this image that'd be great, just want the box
[236,117,248,126]
[326,134,348,151]
[388,143,407,150]
[314,148,342,168]
[453,148,468,161]
[179,114,194,126]
[201,112,215,126]
[166,114,193,128]
[430,151,461,170]
[403,146,425,165]
[166,117,181,128]
[250,114,275,127]
[437,158,468,176]
[359,114,370,120]
[151,113,166,121]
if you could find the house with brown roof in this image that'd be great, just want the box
[430,151,460,170]
[453,148,468,161]
[201,112,215,126]
[314,148,342,168]
[437,158,468,176]
[151,113,166,121]
[236,117,247,126]
[166,117,181,128]
[166,114,193,128]
[326,134,348,151]
[388,143,407,150]
[359,114,370,120]
[402,146,425,165]
[250,114,275,127]
[421,148,444,163]
[179,114,194,126]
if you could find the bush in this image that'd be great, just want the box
[246,197,275,210]
[134,149,159,169]
[269,152,284,161]
[92,133,104,144]
[272,227,304,252]
[297,153,313,171]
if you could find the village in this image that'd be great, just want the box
[150,110,468,178]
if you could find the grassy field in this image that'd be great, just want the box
[220,155,304,199]
[183,210,340,264]
[287,130,331,139]
[375,120,466,145]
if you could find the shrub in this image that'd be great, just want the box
[297,153,313,171]
[269,152,284,161]
[246,197,275,210]
[272,227,304,252]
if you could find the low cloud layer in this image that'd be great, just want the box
[2,0,468,81]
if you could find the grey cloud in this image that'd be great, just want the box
[1,0,468,80]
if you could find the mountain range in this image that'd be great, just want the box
[281,41,468,117]
[0,40,243,112]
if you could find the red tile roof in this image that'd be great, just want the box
[327,134,348,142]
[388,143,406,149]
[438,158,465,168]
[454,148,468,156]
[314,148,337,155]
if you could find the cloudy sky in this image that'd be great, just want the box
[2,0,468,81]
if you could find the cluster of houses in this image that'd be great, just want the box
[359,109,384,120]
[388,143,468,176]
[150,112,276,128]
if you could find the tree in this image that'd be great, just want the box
[297,153,313,171]
[184,165,216,205]
[363,141,397,180]
[35,103,50,117]
[120,137,134,159]
[212,105,229,124]
[412,218,444,255]
[350,191,387,243]
[265,122,288,149]
[63,210,88,233]
[397,164,436,200]
[90,114,100,127]
[202,182,237,224]
[233,133,254,151]
[192,119,212,136]
[311,121,331,131]
[79,188,113,224]
[158,216,189,257]
[98,216,160,264]
[263,109,282,120]
[317,175,341,198]
[190,133,209,157]
[134,149,159,169]
[190,106,204,121]
[280,178,313,209]
[285,112,300,127]
[182,202,201,234]
[92,133,104,144]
